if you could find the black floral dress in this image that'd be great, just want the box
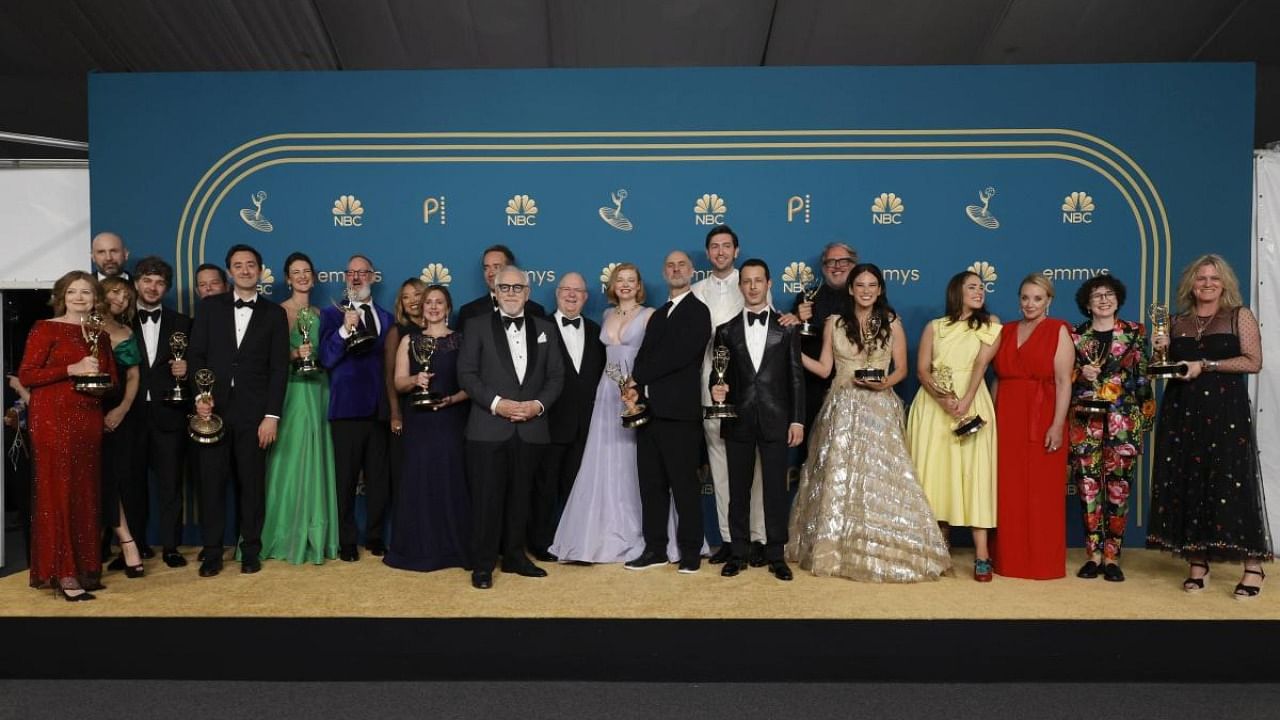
[1146,308,1273,561]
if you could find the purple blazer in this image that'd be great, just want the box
[319,302,395,421]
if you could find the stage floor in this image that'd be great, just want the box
[2,547,1275,620]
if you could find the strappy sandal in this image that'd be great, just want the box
[1233,568,1266,601]
[1182,561,1210,593]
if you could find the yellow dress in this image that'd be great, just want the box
[906,317,1001,528]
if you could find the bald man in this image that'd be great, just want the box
[91,231,130,280]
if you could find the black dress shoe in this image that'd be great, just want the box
[708,544,733,565]
[748,541,768,568]
[241,555,262,574]
[198,556,223,577]
[768,560,793,581]
[471,571,493,589]
[624,550,668,570]
[678,557,701,574]
[107,555,126,571]
[531,548,558,563]
[339,546,359,562]
[162,549,188,568]
[720,557,745,577]
[1077,560,1101,579]
[365,541,386,557]
[138,544,155,560]
[501,561,548,578]
[1102,563,1125,582]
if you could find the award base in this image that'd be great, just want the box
[411,390,446,410]
[1074,398,1111,416]
[294,357,321,376]
[799,321,817,338]
[951,414,986,437]
[73,373,113,396]
[621,403,651,429]
[163,384,188,406]
[188,415,225,444]
[854,368,885,382]
[1148,361,1188,379]
[704,402,738,420]
[345,333,376,355]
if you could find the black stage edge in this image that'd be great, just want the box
[3,617,1278,682]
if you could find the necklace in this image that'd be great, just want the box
[1194,311,1215,340]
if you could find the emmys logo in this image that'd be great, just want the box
[968,261,998,293]
[694,193,727,225]
[256,266,276,296]
[1041,267,1110,281]
[524,269,558,287]
[964,187,1000,230]
[1062,192,1095,224]
[787,194,811,223]
[332,195,364,228]
[599,189,633,231]
[506,194,538,227]
[420,263,453,285]
[422,196,447,225]
[882,268,921,286]
[600,262,621,293]
[239,191,274,233]
[871,193,904,225]
[781,261,816,294]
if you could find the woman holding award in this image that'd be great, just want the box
[384,278,426,485]
[989,274,1072,580]
[99,276,146,578]
[384,284,471,571]
[787,264,951,582]
[907,270,1001,581]
[20,271,118,600]
[1065,276,1154,582]
[260,252,339,564]
[1148,254,1271,598]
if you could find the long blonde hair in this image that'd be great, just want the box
[1175,254,1243,313]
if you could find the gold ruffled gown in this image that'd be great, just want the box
[786,322,951,582]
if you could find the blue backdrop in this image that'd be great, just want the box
[88,64,1255,549]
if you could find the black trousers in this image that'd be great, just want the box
[128,402,187,549]
[466,435,544,572]
[196,417,267,557]
[331,418,390,549]
[636,417,703,560]
[101,410,136,534]
[725,436,790,561]
[528,430,588,553]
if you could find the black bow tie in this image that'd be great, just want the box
[234,298,256,310]
[560,316,581,329]
[139,309,161,324]
[748,310,768,326]
[503,316,524,331]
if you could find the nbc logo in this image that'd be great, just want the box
[694,193,727,225]
[787,194,811,223]
[968,260,998,292]
[600,262,622,293]
[781,261,816,294]
[332,195,364,228]
[420,263,452,285]
[1062,192,1095,224]
[257,266,276,296]
[506,194,538,227]
[422,196,447,225]
[871,193,904,225]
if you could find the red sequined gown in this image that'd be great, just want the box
[19,319,117,590]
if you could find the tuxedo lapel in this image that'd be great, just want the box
[758,315,784,374]
[523,315,540,388]
[491,312,519,385]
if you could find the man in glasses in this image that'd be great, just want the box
[793,242,858,460]
[319,254,395,561]
[458,266,564,589]
[457,244,546,326]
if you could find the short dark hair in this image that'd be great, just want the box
[1075,274,1127,317]
[740,257,770,281]
[705,224,739,249]
[284,252,316,277]
[196,263,228,284]
[225,244,262,268]
[133,255,173,286]
[482,244,516,265]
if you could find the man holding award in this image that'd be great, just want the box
[128,256,192,567]
[708,260,804,580]
[188,244,289,576]
[319,254,395,561]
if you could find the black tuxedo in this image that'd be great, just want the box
[457,310,564,572]
[457,294,546,327]
[631,293,711,559]
[529,313,605,554]
[126,306,193,550]
[712,310,804,561]
[187,292,289,559]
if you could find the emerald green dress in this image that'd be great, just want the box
[260,311,339,564]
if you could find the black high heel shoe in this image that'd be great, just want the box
[1182,561,1210,593]
[55,585,96,602]
[1234,568,1266,601]
[119,538,145,579]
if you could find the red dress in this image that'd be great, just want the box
[991,318,1068,579]
[19,320,116,590]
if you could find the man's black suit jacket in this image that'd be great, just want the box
[130,307,193,431]
[457,295,547,327]
[548,315,605,444]
[457,311,564,444]
[187,293,289,425]
[711,311,805,443]
[632,294,711,422]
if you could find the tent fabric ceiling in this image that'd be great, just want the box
[1,0,1277,157]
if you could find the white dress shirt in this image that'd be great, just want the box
[138,302,162,400]
[744,308,769,373]
[554,311,585,373]
[490,312,534,415]
[233,293,257,348]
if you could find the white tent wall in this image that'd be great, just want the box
[1254,150,1280,541]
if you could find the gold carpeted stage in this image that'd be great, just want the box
[2,548,1275,620]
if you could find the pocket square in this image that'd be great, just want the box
[537,332,548,343]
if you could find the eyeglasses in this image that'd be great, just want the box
[345,269,374,278]
[1089,291,1116,301]
[496,283,527,294]
[822,258,855,269]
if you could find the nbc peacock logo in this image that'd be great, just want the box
[694,193,727,225]
[968,260,998,292]
[506,194,538,227]
[781,261,816,294]
[332,195,364,228]
[871,193,904,225]
[420,263,452,286]
[1062,191,1095,224]
[599,262,622,292]
[256,266,276,296]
